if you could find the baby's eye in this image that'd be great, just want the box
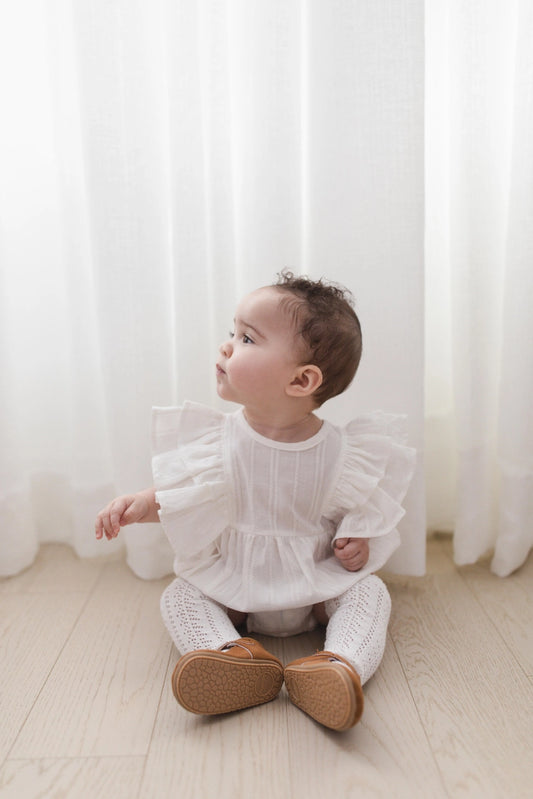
[228,331,235,339]
[242,334,254,344]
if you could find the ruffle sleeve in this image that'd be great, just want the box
[325,411,416,546]
[151,401,229,560]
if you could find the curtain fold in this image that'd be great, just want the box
[425,0,533,575]
[492,0,533,575]
[3,0,425,579]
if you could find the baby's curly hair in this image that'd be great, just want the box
[272,270,362,406]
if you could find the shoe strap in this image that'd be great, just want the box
[219,640,253,658]
[318,650,357,674]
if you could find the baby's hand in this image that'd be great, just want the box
[333,537,370,572]
[95,494,150,541]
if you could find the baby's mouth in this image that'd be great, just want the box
[216,364,226,376]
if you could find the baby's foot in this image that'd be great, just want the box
[172,637,284,715]
[284,651,363,731]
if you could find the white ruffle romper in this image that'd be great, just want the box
[152,401,416,638]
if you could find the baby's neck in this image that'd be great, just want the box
[242,408,323,442]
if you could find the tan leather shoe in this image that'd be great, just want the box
[284,651,364,731]
[172,637,284,715]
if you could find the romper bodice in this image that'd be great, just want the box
[152,402,416,612]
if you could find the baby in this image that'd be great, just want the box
[95,271,415,731]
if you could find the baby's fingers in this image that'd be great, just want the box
[108,504,125,536]
[95,500,125,540]
[95,512,114,540]
[334,538,349,550]
[95,517,105,540]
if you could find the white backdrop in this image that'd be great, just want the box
[2,0,422,578]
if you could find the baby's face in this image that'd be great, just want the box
[216,287,303,409]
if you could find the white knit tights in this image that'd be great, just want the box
[160,578,240,654]
[324,575,391,685]
[160,575,391,685]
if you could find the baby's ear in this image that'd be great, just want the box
[286,365,323,398]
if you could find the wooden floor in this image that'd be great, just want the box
[1,535,532,799]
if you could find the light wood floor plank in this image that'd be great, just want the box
[0,593,87,765]
[9,561,172,759]
[387,539,533,799]
[0,543,107,596]
[450,542,533,678]
[0,757,145,799]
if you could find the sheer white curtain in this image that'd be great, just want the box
[425,0,533,575]
[0,0,425,579]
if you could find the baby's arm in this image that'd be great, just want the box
[333,537,370,572]
[95,487,160,541]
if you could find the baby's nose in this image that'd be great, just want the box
[219,337,233,357]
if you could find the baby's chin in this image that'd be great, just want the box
[215,380,238,403]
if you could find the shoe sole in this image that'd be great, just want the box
[172,651,284,715]
[284,662,364,731]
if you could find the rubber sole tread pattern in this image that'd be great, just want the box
[284,662,363,731]
[172,650,284,715]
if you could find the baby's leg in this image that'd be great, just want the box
[284,575,391,731]
[160,577,241,653]
[323,574,391,685]
[160,578,283,715]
